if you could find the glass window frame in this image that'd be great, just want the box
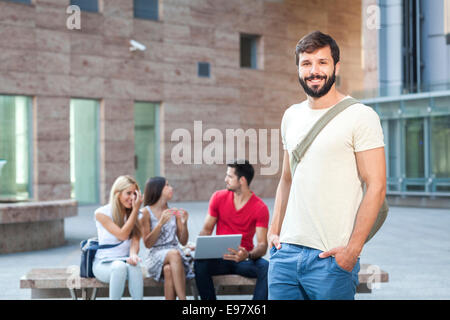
[0,95,33,201]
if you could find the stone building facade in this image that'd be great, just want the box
[0,0,364,204]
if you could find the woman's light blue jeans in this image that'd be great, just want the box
[268,243,360,300]
[93,259,143,300]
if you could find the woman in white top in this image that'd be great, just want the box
[93,175,144,300]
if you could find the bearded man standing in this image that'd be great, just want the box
[267,31,386,300]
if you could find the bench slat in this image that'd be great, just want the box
[21,264,389,299]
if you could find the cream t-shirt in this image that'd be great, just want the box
[279,96,385,252]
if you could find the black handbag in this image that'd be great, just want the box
[80,237,123,278]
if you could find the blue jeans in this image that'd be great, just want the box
[93,259,143,300]
[194,258,269,300]
[268,243,359,300]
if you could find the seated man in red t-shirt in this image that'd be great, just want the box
[194,160,269,300]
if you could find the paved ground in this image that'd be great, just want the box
[1,198,449,300]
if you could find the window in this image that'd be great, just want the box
[134,102,159,191]
[240,34,260,69]
[1,0,31,4]
[0,95,32,200]
[402,0,423,93]
[198,62,210,78]
[431,115,450,179]
[70,99,99,204]
[134,0,158,21]
[70,0,98,13]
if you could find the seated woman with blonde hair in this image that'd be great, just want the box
[140,177,194,300]
[93,175,144,300]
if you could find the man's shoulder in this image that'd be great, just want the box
[283,100,308,115]
[211,189,231,201]
[345,97,380,121]
[250,193,269,213]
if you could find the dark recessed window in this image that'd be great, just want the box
[70,0,98,13]
[134,0,159,21]
[198,62,210,78]
[1,0,31,4]
[240,34,260,69]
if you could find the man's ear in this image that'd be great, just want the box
[239,176,248,187]
[334,61,341,76]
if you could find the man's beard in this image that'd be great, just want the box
[298,69,336,98]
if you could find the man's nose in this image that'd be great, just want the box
[310,62,319,74]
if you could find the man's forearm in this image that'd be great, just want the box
[346,184,386,256]
[269,178,291,235]
[249,243,268,260]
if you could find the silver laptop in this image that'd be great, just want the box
[193,234,242,259]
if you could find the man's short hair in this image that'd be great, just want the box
[295,30,340,66]
[227,159,255,186]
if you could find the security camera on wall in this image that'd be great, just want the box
[129,39,146,52]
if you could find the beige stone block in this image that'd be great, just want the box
[37,140,70,163]
[160,2,191,25]
[0,25,36,50]
[102,0,133,19]
[239,105,265,127]
[35,0,69,7]
[214,29,239,51]
[35,96,70,120]
[0,48,37,73]
[264,87,302,110]
[70,32,104,56]
[162,42,215,64]
[79,11,105,34]
[132,78,163,102]
[101,99,134,121]
[104,16,133,38]
[164,83,239,105]
[0,2,36,28]
[36,29,70,53]
[35,4,68,30]
[132,19,164,43]
[214,66,240,88]
[102,36,133,59]
[36,51,70,75]
[70,54,105,77]
[103,161,135,181]
[103,119,134,142]
[103,141,135,163]
[163,23,191,45]
[190,25,215,47]
[0,71,38,95]
[36,118,70,141]
[36,183,71,201]
[34,73,70,96]
[133,59,167,82]
[70,75,104,99]
[36,162,70,185]
[240,87,265,107]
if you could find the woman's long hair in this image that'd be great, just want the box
[143,176,167,207]
[109,175,141,238]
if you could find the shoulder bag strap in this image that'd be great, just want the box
[289,97,359,177]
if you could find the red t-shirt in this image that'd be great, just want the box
[208,189,269,252]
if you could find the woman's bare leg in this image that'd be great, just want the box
[163,249,186,300]
[163,264,176,300]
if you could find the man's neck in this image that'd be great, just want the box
[307,88,346,110]
[233,188,252,204]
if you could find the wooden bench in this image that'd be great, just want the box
[20,264,388,299]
